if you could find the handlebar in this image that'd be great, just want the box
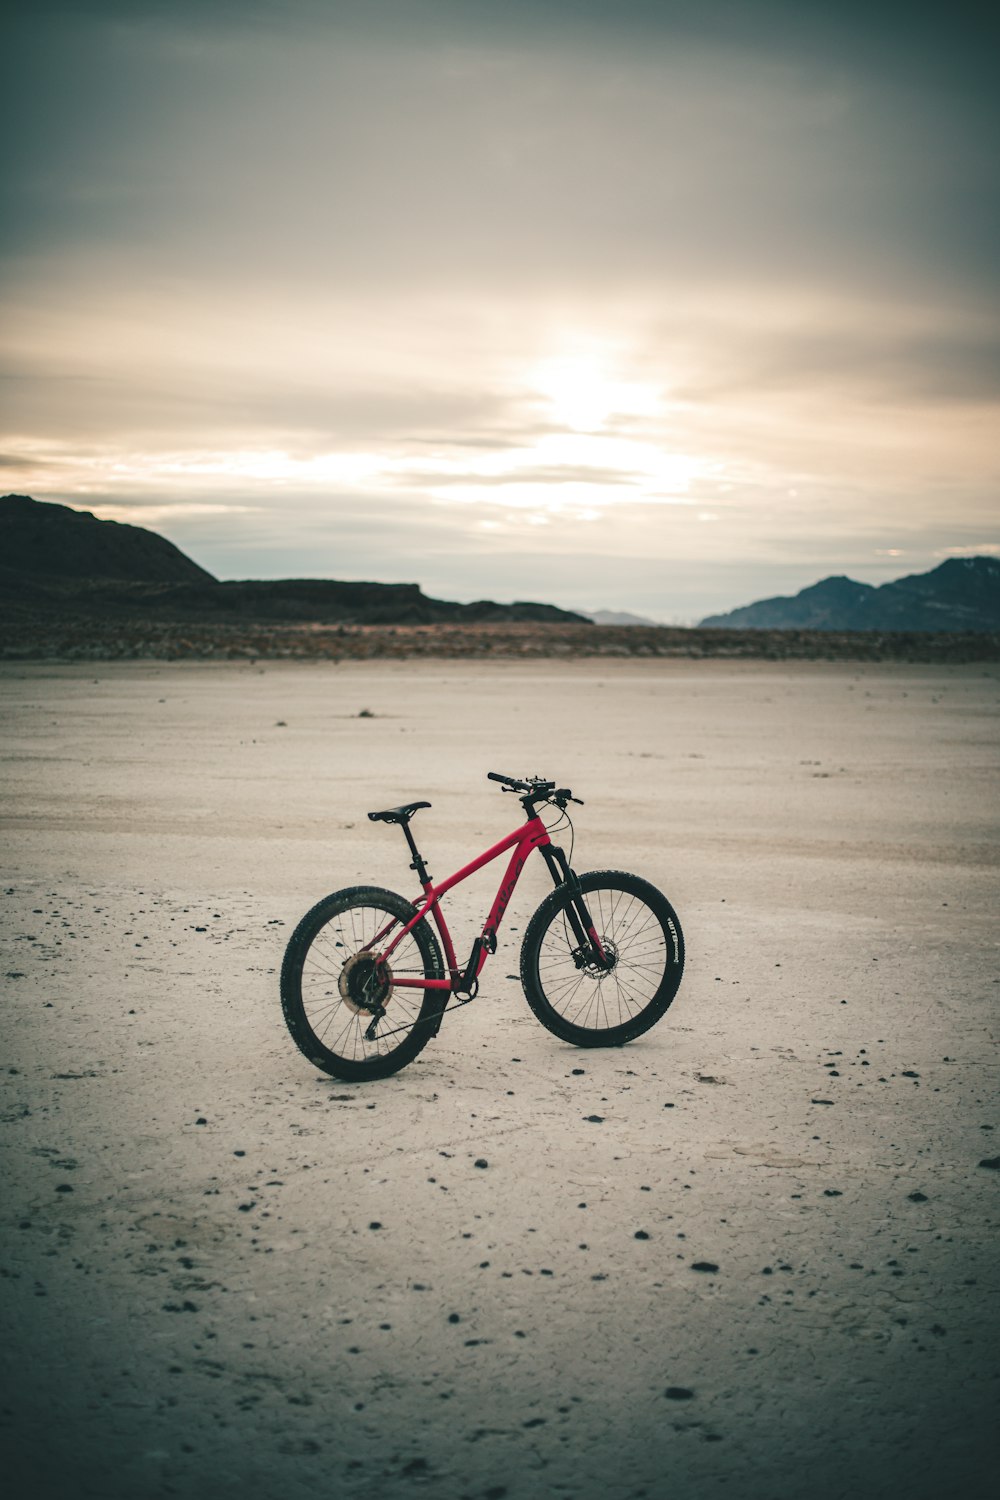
[487,771,541,792]
[487,771,582,807]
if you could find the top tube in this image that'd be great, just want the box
[427,813,550,904]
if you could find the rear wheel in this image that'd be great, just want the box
[520,870,684,1047]
[281,886,445,1081]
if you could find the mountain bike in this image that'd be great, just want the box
[280,772,685,1081]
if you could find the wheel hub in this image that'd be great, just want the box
[573,937,618,977]
[338,952,392,1016]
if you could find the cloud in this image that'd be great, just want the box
[5,2,997,302]
[2,0,998,616]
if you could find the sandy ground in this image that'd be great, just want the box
[1,658,998,1500]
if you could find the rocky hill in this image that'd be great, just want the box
[700,557,1000,633]
[1,493,216,584]
[0,495,586,626]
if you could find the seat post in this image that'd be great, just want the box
[401,820,431,886]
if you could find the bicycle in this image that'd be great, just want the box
[280,772,685,1081]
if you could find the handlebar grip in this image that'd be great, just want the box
[487,771,527,789]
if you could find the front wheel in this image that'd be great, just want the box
[280,886,445,1081]
[520,870,684,1047]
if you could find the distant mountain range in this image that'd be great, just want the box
[4,495,997,636]
[0,495,586,626]
[699,557,1000,633]
[584,608,662,627]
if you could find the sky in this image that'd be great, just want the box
[2,0,998,621]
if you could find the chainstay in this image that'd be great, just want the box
[367,994,472,1039]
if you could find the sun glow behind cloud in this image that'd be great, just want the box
[532,355,663,432]
[10,349,704,527]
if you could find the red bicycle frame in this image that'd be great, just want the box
[376,812,552,994]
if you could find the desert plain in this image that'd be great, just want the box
[1,656,998,1500]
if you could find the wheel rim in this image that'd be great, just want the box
[536,885,670,1032]
[299,902,430,1063]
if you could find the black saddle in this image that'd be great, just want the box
[367,800,431,825]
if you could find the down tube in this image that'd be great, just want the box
[470,824,548,984]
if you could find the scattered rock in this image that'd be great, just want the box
[691,1261,719,1274]
[664,1387,695,1400]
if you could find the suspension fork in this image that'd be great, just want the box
[540,845,610,967]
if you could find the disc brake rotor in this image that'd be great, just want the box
[338,951,393,1016]
[574,935,618,978]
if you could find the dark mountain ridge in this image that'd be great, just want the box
[700,556,1000,633]
[0,495,585,626]
[1,492,215,584]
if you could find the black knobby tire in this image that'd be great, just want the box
[280,885,445,1081]
[520,870,684,1047]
